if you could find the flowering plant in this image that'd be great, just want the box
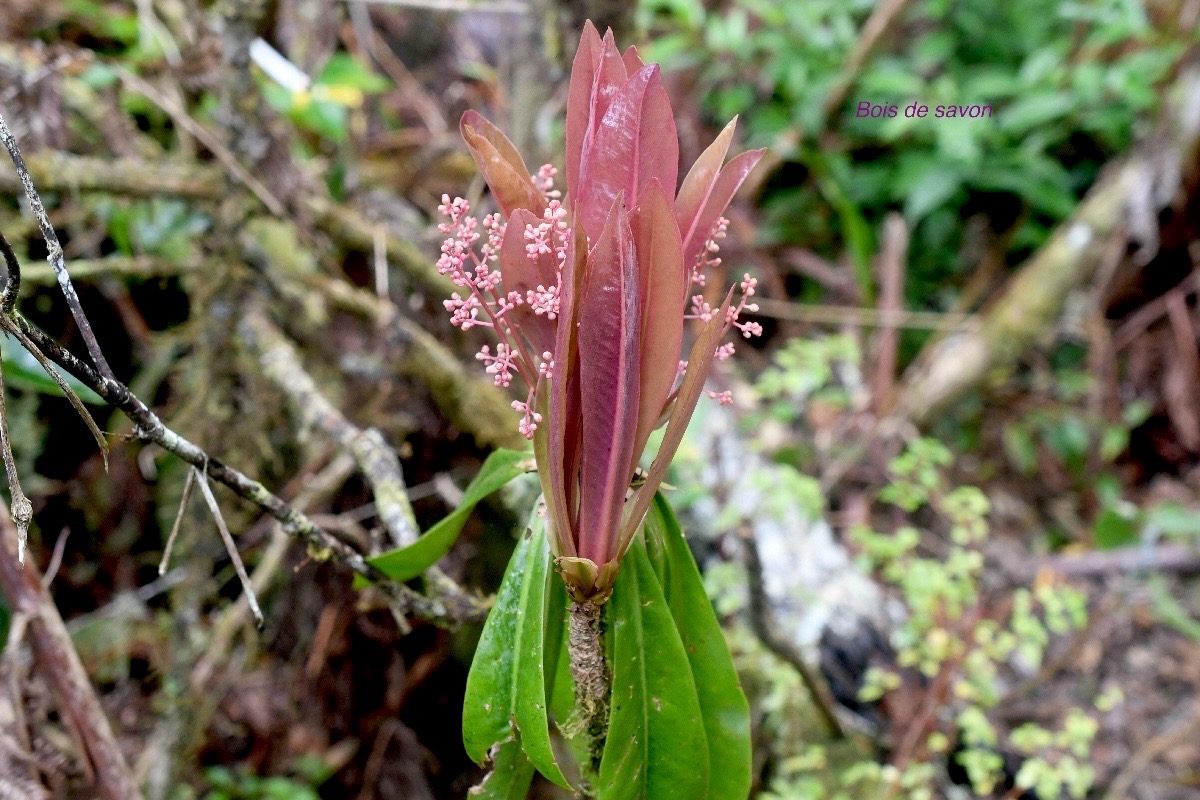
[367,21,770,798]
[438,22,764,602]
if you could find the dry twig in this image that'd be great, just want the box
[1103,697,1200,800]
[0,506,144,800]
[194,464,264,628]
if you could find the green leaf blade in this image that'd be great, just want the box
[469,739,536,800]
[463,531,531,763]
[367,448,531,582]
[646,494,752,800]
[512,517,571,788]
[598,534,709,800]
[462,513,569,789]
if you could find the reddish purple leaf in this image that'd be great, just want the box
[631,179,685,461]
[676,119,735,268]
[460,112,546,217]
[616,291,733,561]
[565,24,628,202]
[576,64,679,242]
[680,147,766,273]
[576,199,641,565]
[622,45,645,74]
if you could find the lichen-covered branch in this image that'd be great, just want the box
[10,313,487,626]
[0,151,450,294]
[239,305,421,548]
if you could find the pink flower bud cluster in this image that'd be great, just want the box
[439,200,761,435]
[438,180,568,438]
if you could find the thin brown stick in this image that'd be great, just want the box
[0,335,32,562]
[1103,697,1200,800]
[4,312,108,467]
[0,505,144,800]
[823,0,915,120]
[754,297,971,331]
[41,528,70,588]
[1112,269,1200,349]
[781,248,861,303]
[192,453,357,689]
[159,466,196,575]
[115,69,287,217]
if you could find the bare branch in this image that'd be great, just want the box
[3,315,108,468]
[159,467,196,576]
[0,337,32,563]
[0,112,113,380]
[10,312,487,626]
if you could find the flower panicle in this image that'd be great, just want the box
[436,183,571,421]
[440,202,763,437]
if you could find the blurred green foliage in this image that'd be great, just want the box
[172,757,334,800]
[639,0,1193,314]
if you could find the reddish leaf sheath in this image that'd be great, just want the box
[565,23,628,202]
[500,208,557,355]
[680,147,766,274]
[543,222,588,559]
[576,64,679,242]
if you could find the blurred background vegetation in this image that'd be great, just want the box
[0,0,1199,797]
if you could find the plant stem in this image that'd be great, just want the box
[568,600,610,780]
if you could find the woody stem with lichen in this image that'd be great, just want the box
[567,599,610,780]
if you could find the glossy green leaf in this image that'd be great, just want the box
[462,515,570,789]
[469,739,536,800]
[598,533,708,800]
[367,448,531,582]
[644,493,752,800]
[903,166,962,223]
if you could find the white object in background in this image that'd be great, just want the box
[249,38,312,94]
[670,399,899,650]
